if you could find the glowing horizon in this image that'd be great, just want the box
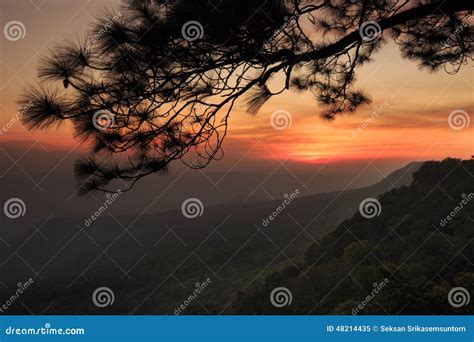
[0,1,472,167]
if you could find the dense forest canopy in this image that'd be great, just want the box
[233,158,474,314]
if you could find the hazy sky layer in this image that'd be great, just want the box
[0,0,472,172]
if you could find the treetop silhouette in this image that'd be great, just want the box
[20,0,473,192]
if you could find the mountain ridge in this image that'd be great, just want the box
[233,158,474,314]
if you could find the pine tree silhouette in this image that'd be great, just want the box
[20,0,473,193]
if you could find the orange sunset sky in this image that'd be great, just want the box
[0,0,472,170]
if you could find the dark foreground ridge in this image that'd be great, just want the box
[2,159,472,315]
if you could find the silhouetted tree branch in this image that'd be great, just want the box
[19,0,473,193]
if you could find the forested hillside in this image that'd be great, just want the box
[233,159,474,314]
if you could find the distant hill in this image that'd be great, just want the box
[233,158,474,314]
[0,161,422,314]
[0,142,409,222]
